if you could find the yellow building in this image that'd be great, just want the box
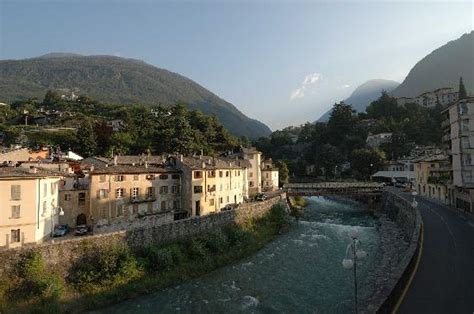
[172,155,249,216]
[261,159,279,192]
[0,167,61,248]
[414,155,450,203]
[88,165,182,224]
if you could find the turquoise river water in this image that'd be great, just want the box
[97,196,380,313]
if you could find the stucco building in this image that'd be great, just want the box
[0,167,61,248]
[172,155,249,217]
[261,159,279,192]
[414,155,450,203]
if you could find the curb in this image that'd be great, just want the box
[391,221,424,313]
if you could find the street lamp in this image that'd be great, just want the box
[342,229,367,313]
[411,191,418,209]
[50,206,65,237]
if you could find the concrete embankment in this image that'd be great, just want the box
[363,190,423,313]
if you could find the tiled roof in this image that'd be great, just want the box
[179,155,249,170]
[0,167,63,178]
[91,165,179,175]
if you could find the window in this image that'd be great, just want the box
[146,174,155,180]
[43,183,47,197]
[116,188,124,198]
[172,174,180,179]
[159,174,169,180]
[147,203,153,213]
[226,196,230,202]
[194,186,203,193]
[208,170,216,178]
[133,204,139,214]
[219,197,223,204]
[97,189,108,199]
[173,200,180,209]
[11,185,21,200]
[117,205,124,217]
[238,171,241,176]
[464,154,472,166]
[78,192,86,205]
[42,201,47,215]
[132,187,139,199]
[51,182,56,194]
[249,172,253,178]
[161,201,167,211]
[194,171,202,179]
[65,194,71,201]
[462,137,471,149]
[99,175,106,182]
[160,186,168,194]
[133,175,139,181]
[219,171,223,177]
[11,205,20,219]
[207,184,216,192]
[209,199,215,206]
[225,171,229,177]
[115,175,125,182]
[462,119,469,131]
[220,184,223,191]
[11,229,20,243]
[147,187,155,198]
[172,185,180,194]
[249,181,254,187]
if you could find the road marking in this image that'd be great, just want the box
[392,222,424,314]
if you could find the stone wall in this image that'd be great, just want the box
[364,190,422,313]
[0,193,286,278]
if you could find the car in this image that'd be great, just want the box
[75,224,89,236]
[394,182,405,188]
[53,224,69,237]
[255,193,267,201]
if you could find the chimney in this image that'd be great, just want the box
[29,166,37,174]
[200,149,203,156]
[145,161,148,169]
[90,165,95,172]
[201,161,206,168]
[179,154,183,162]
[113,155,118,166]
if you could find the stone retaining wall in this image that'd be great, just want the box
[0,193,286,278]
[365,190,422,313]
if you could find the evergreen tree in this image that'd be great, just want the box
[459,77,467,100]
[76,120,97,157]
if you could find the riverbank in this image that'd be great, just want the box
[0,203,290,313]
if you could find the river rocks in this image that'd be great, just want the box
[241,295,259,309]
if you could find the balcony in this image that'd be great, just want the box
[131,196,157,203]
[442,134,451,142]
[441,119,451,129]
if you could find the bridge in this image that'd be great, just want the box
[284,182,384,196]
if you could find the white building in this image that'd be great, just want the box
[366,133,392,148]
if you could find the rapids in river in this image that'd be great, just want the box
[97,196,380,313]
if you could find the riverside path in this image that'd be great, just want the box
[388,187,474,314]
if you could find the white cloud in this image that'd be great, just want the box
[290,72,322,101]
[343,84,351,88]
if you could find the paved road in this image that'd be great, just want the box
[388,187,474,314]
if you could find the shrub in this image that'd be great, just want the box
[187,238,208,259]
[223,226,252,246]
[202,231,230,254]
[268,203,289,229]
[70,244,141,290]
[146,246,174,271]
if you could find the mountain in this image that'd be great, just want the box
[0,54,271,138]
[317,79,399,121]
[392,31,474,97]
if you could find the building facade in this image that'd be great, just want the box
[88,165,182,225]
[414,155,450,203]
[0,167,61,248]
[261,159,279,192]
[442,97,474,211]
[173,155,248,217]
[241,147,262,196]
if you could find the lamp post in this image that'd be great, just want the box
[411,191,418,209]
[342,229,367,313]
[50,206,65,237]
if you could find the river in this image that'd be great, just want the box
[97,196,380,313]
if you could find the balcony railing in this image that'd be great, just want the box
[131,196,157,203]
[441,119,451,128]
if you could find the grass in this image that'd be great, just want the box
[0,203,289,313]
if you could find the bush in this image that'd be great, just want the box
[268,203,290,230]
[187,238,208,259]
[202,231,230,254]
[146,246,174,271]
[223,226,252,246]
[70,244,141,290]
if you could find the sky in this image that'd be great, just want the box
[1,0,473,131]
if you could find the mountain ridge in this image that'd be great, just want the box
[0,54,271,138]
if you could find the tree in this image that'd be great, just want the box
[314,144,343,179]
[459,76,467,100]
[76,119,97,157]
[275,160,289,186]
[42,90,61,107]
[350,148,383,180]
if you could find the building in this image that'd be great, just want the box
[442,97,474,211]
[261,159,279,192]
[371,159,415,184]
[0,147,30,165]
[0,167,62,248]
[396,87,459,108]
[366,133,392,148]
[414,155,450,203]
[240,147,262,196]
[88,164,182,225]
[106,119,125,132]
[172,155,248,217]
[58,174,90,227]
